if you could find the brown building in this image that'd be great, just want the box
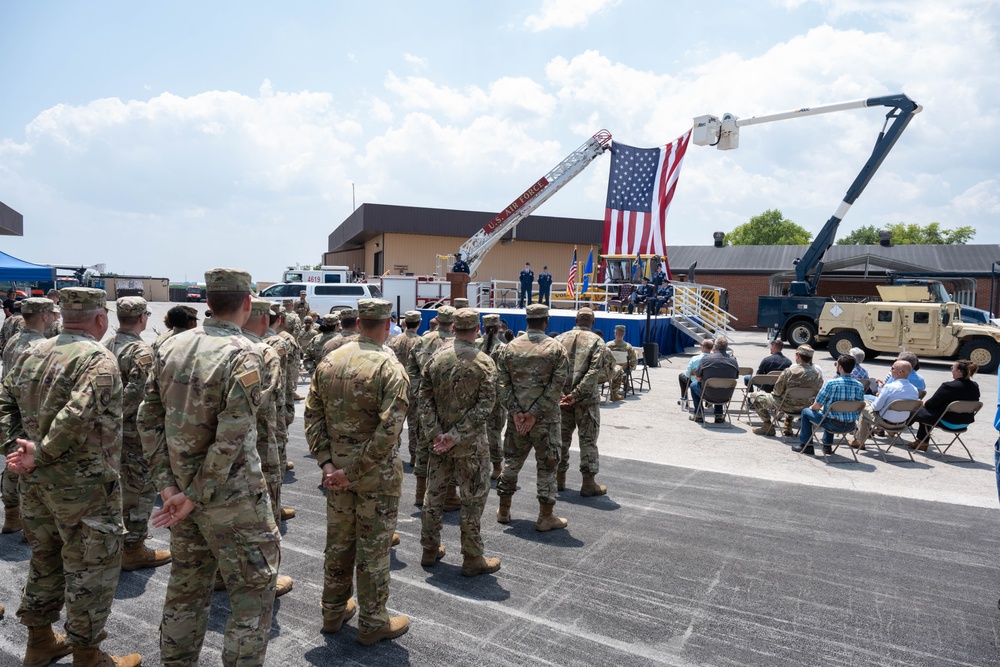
[323,203,603,283]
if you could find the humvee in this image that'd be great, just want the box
[816,285,1000,373]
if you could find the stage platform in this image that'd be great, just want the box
[417,307,699,357]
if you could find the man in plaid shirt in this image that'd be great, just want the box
[795,354,864,455]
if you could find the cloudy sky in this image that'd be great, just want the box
[1,0,998,283]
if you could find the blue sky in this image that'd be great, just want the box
[1,0,998,282]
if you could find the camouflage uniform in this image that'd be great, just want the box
[103,310,156,547]
[1,324,46,518]
[322,327,359,355]
[282,302,302,337]
[305,313,340,373]
[419,333,496,558]
[304,300,409,634]
[276,327,300,464]
[297,316,318,351]
[138,269,278,667]
[243,304,283,526]
[405,307,456,479]
[388,312,423,462]
[556,320,605,476]
[495,311,569,504]
[43,318,62,339]
[606,336,637,396]
[153,326,187,355]
[294,298,311,320]
[264,325,293,470]
[477,317,507,468]
[751,358,824,429]
[0,288,126,648]
[0,312,24,362]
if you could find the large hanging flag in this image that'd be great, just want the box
[581,249,594,294]
[602,130,691,275]
[566,247,578,299]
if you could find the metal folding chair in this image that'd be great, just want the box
[922,400,982,462]
[860,399,923,463]
[771,386,819,443]
[697,377,738,428]
[609,350,635,398]
[632,362,651,393]
[804,400,866,464]
[739,374,778,425]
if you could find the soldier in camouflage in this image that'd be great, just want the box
[0,300,24,362]
[607,324,638,402]
[44,289,63,338]
[152,304,198,354]
[297,314,318,350]
[322,307,360,355]
[139,268,278,667]
[105,296,172,573]
[305,298,411,645]
[264,307,299,503]
[294,290,310,320]
[555,308,609,497]
[280,305,305,402]
[751,345,824,436]
[281,299,302,337]
[477,313,507,479]
[495,304,570,531]
[1,298,56,535]
[1,287,142,667]
[419,308,501,577]
[388,311,422,464]
[304,312,340,373]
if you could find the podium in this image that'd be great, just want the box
[447,272,471,303]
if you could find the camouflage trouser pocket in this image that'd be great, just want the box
[233,495,281,588]
[81,518,124,564]
[544,427,561,469]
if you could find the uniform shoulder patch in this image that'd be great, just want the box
[134,350,153,368]
[95,374,115,387]
[238,368,261,388]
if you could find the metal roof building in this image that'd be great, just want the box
[0,201,24,236]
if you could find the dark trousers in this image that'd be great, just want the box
[538,287,551,306]
[518,283,533,308]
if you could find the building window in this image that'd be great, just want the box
[374,251,383,277]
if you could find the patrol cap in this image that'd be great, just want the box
[204,267,252,293]
[46,289,59,298]
[482,313,500,327]
[269,303,282,316]
[796,344,815,359]
[60,287,107,311]
[525,303,549,318]
[20,297,54,315]
[452,298,469,309]
[436,305,456,324]
[299,290,307,296]
[303,315,314,324]
[577,307,595,319]
[339,307,359,320]
[250,298,273,316]
[116,296,148,317]
[358,299,392,320]
[614,324,626,333]
[282,299,293,307]
[404,310,422,324]
[320,313,340,326]
[454,308,479,329]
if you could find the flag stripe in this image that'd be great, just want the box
[566,249,577,299]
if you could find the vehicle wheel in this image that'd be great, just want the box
[959,338,1000,374]
[828,330,863,359]
[784,320,817,347]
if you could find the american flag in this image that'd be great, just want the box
[602,130,691,277]
[566,247,577,299]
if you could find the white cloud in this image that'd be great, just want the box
[953,181,1000,216]
[402,53,428,70]
[524,0,621,31]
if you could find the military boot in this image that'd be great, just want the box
[580,474,607,497]
[275,575,294,598]
[753,421,775,436]
[280,507,296,521]
[121,539,171,571]
[2,505,21,533]
[496,496,512,524]
[535,501,568,532]
[556,470,566,492]
[391,533,400,547]
[0,603,4,619]
[322,599,357,634]
[70,646,141,667]
[420,545,445,566]
[490,461,502,480]
[23,625,71,667]
[442,485,461,512]
[782,418,795,437]
[414,477,426,506]
[357,616,410,646]
[285,460,295,471]
[461,555,501,577]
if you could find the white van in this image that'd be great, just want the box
[258,282,384,314]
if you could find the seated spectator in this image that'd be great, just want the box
[910,359,980,450]
[690,337,739,423]
[874,351,925,394]
[649,282,674,316]
[680,338,714,404]
[628,277,653,314]
[745,338,792,390]
[849,347,868,381]
[796,355,864,455]
[750,345,823,436]
[852,360,919,447]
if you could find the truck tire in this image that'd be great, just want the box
[959,338,1000,374]
[784,320,817,347]
[828,331,863,359]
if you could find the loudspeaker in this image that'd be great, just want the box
[643,342,659,367]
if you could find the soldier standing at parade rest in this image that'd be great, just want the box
[44,289,62,338]
[419,308,501,576]
[264,307,297,512]
[305,312,340,373]
[606,324,638,402]
[495,303,570,530]
[555,308,609,497]
[305,298,411,645]
[104,296,172,573]
[2,287,142,666]
[280,305,305,402]
[388,311,424,465]
[322,307,360,355]
[537,266,553,307]
[139,268,278,667]
[1,298,57,536]
[477,313,507,479]
[518,262,534,308]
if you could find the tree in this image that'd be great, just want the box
[725,209,812,246]
[837,222,976,245]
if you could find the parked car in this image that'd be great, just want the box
[258,281,383,314]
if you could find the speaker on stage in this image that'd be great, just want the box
[643,342,659,367]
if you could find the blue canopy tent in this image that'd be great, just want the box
[0,250,55,283]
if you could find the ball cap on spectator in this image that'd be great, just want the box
[204,268,251,292]
[20,297,54,315]
[482,313,500,326]
[339,307,359,319]
[796,344,815,359]
[116,296,148,317]
[358,299,392,320]
[60,287,107,310]
[525,304,549,318]
[436,306,456,323]
[250,298,273,316]
[454,308,479,329]
[404,310,422,324]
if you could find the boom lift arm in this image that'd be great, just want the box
[459,130,612,275]
[693,94,922,296]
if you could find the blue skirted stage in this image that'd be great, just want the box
[417,307,699,357]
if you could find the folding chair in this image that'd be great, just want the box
[678,373,692,412]
[738,374,778,425]
[922,400,982,462]
[697,377,738,428]
[860,399,923,463]
[632,361,651,393]
[610,350,635,398]
[771,386,819,443]
[805,400,867,464]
